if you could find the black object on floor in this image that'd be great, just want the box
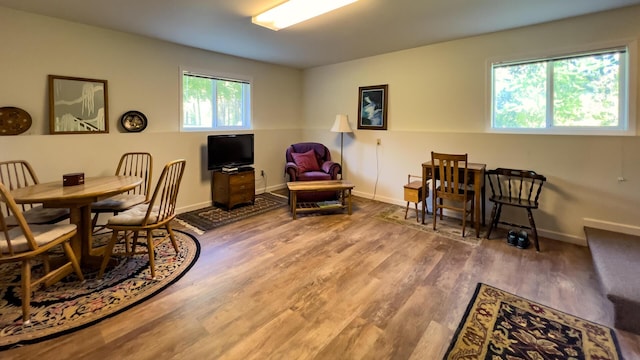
[507,229,518,246]
[517,230,530,249]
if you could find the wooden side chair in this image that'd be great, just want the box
[0,183,84,325]
[91,152,153,232]
[98,159,186,280]
[485,168,547,251]
[430,152,474,237]
[0,160,70,225]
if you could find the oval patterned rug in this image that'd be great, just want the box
[0,229,200,350]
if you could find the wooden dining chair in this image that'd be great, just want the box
[485,168,547,251]
[430,152,474,237]
[91,152,153,232]
[0,160,70,225]
[98,159,186,280]
[0,183,84,325]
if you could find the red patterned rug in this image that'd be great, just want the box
[445,283,622,360]
[0,230,199,351]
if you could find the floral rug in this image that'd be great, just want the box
[376,205,485,245]
[175,192,288,234]
[0,229,199,350]
[444,283,622,360]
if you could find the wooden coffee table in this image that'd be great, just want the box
[286,180,355,219]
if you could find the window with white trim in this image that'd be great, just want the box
[491,46,630,134]
[181,70,251,131]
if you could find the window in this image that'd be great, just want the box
[491,46,631,134]
[181,69,251,131]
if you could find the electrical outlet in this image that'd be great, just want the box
[261,170,265,177]
[617,176,625,182]
[376,138,381,145]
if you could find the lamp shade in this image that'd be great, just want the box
[331,114,353,133]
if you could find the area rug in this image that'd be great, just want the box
[376,205,485,245]
[444,283,623,360]
[175,192,288,234]
[0,229,200,350]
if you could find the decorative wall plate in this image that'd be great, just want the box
[0,107,32,135]
[120,110,147,132]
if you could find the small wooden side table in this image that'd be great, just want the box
[404,174,425,222]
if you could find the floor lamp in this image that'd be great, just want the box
[330,114,353,179]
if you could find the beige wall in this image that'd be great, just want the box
[0,7,303,213]
[302,6,640,244]
[2,5,640,244]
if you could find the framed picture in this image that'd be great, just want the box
[357,84,388,130]
[49,75,109,134]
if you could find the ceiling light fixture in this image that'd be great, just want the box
[252,0,358,31]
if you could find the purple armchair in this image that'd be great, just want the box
[285,142,341,202]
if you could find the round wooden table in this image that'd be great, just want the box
[11,175,143,274]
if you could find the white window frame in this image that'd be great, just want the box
[487,40,637,136]
[180,67,252,132]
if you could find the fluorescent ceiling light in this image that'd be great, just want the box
[252,0,358,31]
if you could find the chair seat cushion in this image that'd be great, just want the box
[490,195,537,209]
[291,150,321,173]
[107,204,159,226]
[4,206,69,226]
[1,224,76,254]
[92,194,147,211]
[297,171,332,181]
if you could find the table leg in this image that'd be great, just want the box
[347,189,352,215]
[291,191,297,220]
[474,174,481,238]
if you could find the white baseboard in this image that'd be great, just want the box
[583,218,640,237]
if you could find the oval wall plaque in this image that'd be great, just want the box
[0,107,32,135]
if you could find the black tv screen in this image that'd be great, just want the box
[207,134,254,170]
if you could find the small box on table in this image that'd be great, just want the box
[63,173,85,186]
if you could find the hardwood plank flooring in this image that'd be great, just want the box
[4,196,640,359]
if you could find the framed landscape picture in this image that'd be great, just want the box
[357,84,388,130]
[49,75,109,134]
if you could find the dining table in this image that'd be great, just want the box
[10,175,143,281]
[421,160,486,237]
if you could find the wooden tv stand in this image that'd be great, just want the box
[211,168,255,210]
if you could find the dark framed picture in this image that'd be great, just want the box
[357,84,388,130]
[49,75,109,134]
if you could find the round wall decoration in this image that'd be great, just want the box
[120,110,148,132]
[0,107,32,135]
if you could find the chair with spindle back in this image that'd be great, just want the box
[0,160,70,225]
[90,152,153,233]
[0,182,84,325]
[98,159,186,280]
[485,168,547,251]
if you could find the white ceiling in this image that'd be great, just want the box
[2,0,640,69]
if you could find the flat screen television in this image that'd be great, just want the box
[207,134,254,170]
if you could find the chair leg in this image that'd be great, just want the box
[147,231,157,280]
[527,208,540,252]
[62,242,84,281]
[486,203,498,239]
[98,231,120,279]
[166,224,180,254]
[21,260,32,325]
[432,202,438,230]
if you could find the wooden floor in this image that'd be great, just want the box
[5,195,640,359]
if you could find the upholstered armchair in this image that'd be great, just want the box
[285,142,341,202]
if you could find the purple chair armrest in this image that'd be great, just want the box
[321,161,341,179]
[285,161,299,181]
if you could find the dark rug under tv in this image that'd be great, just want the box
[175,192,288,233]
